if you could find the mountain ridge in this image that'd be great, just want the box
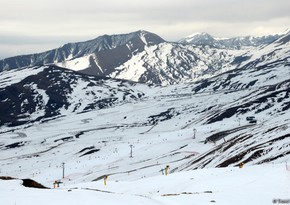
[179,31,282,49]
[0,29,289,86]
[0,30,164,72]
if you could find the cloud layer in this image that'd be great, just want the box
[0,0,289,58]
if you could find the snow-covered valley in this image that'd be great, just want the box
[0,29,290,205]
[0,63,290,204]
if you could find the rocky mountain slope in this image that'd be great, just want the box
[1,30,289,86]
[108,31,290,85]
[0,29,289,192]
[0,65,145,127]
[0,41,289,185]
[0,30,164,75]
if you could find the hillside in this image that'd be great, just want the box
[0,30,289,85]
[1,164,289,205]
[0,29,289,204]
[0,53,289,184]
[0,30,164,74]
[0,65,145,127]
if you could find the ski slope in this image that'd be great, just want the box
[1,164,289,205]
[1,32,290,204]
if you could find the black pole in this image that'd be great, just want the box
[193,128,196,139]
[62,162,65,178]
[130,145,133,158]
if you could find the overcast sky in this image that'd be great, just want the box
[0,0,289,59]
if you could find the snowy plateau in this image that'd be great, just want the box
[0,30,290,205]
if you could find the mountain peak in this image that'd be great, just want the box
[186,32,211,38]
[179,32,215,45]
[0,30,165,73]
[135,29,153,35]
[99,30,165,43]
[134,30,166,45]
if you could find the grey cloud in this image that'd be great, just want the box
[0,35,92,45]
[0,0,289,57]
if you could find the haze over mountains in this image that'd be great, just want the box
[0,29,290,204]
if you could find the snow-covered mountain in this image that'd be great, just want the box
[179,32,282,49]
[0,30,164,74]
[108,30,290,85]
[0,65,145,127]
[0,42,289,184]
[1,30,289,86]
[0,30,290,203]
[179,32,217,46]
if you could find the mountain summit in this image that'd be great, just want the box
[0,29,289,85]
[0,30,165,73]
[179,32,216,45]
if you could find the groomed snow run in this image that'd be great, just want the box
[1,164,289,205]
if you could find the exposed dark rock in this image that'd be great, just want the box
[22,178,49,189]
[148,108,180,125]
[0,176,49,189]
[5,141,27,149]
[80,149,100,157]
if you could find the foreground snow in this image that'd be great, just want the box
[1,164,289,205]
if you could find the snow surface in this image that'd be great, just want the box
[110,42,249,85]
[56,55,91,71]
[0,66,46,88]
[1,164,289,205]
[0,71,289,195]
[1,30,290,204]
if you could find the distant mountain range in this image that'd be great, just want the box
[0,29,290,181]
[178,32,282,49]
[0,29,289,85]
